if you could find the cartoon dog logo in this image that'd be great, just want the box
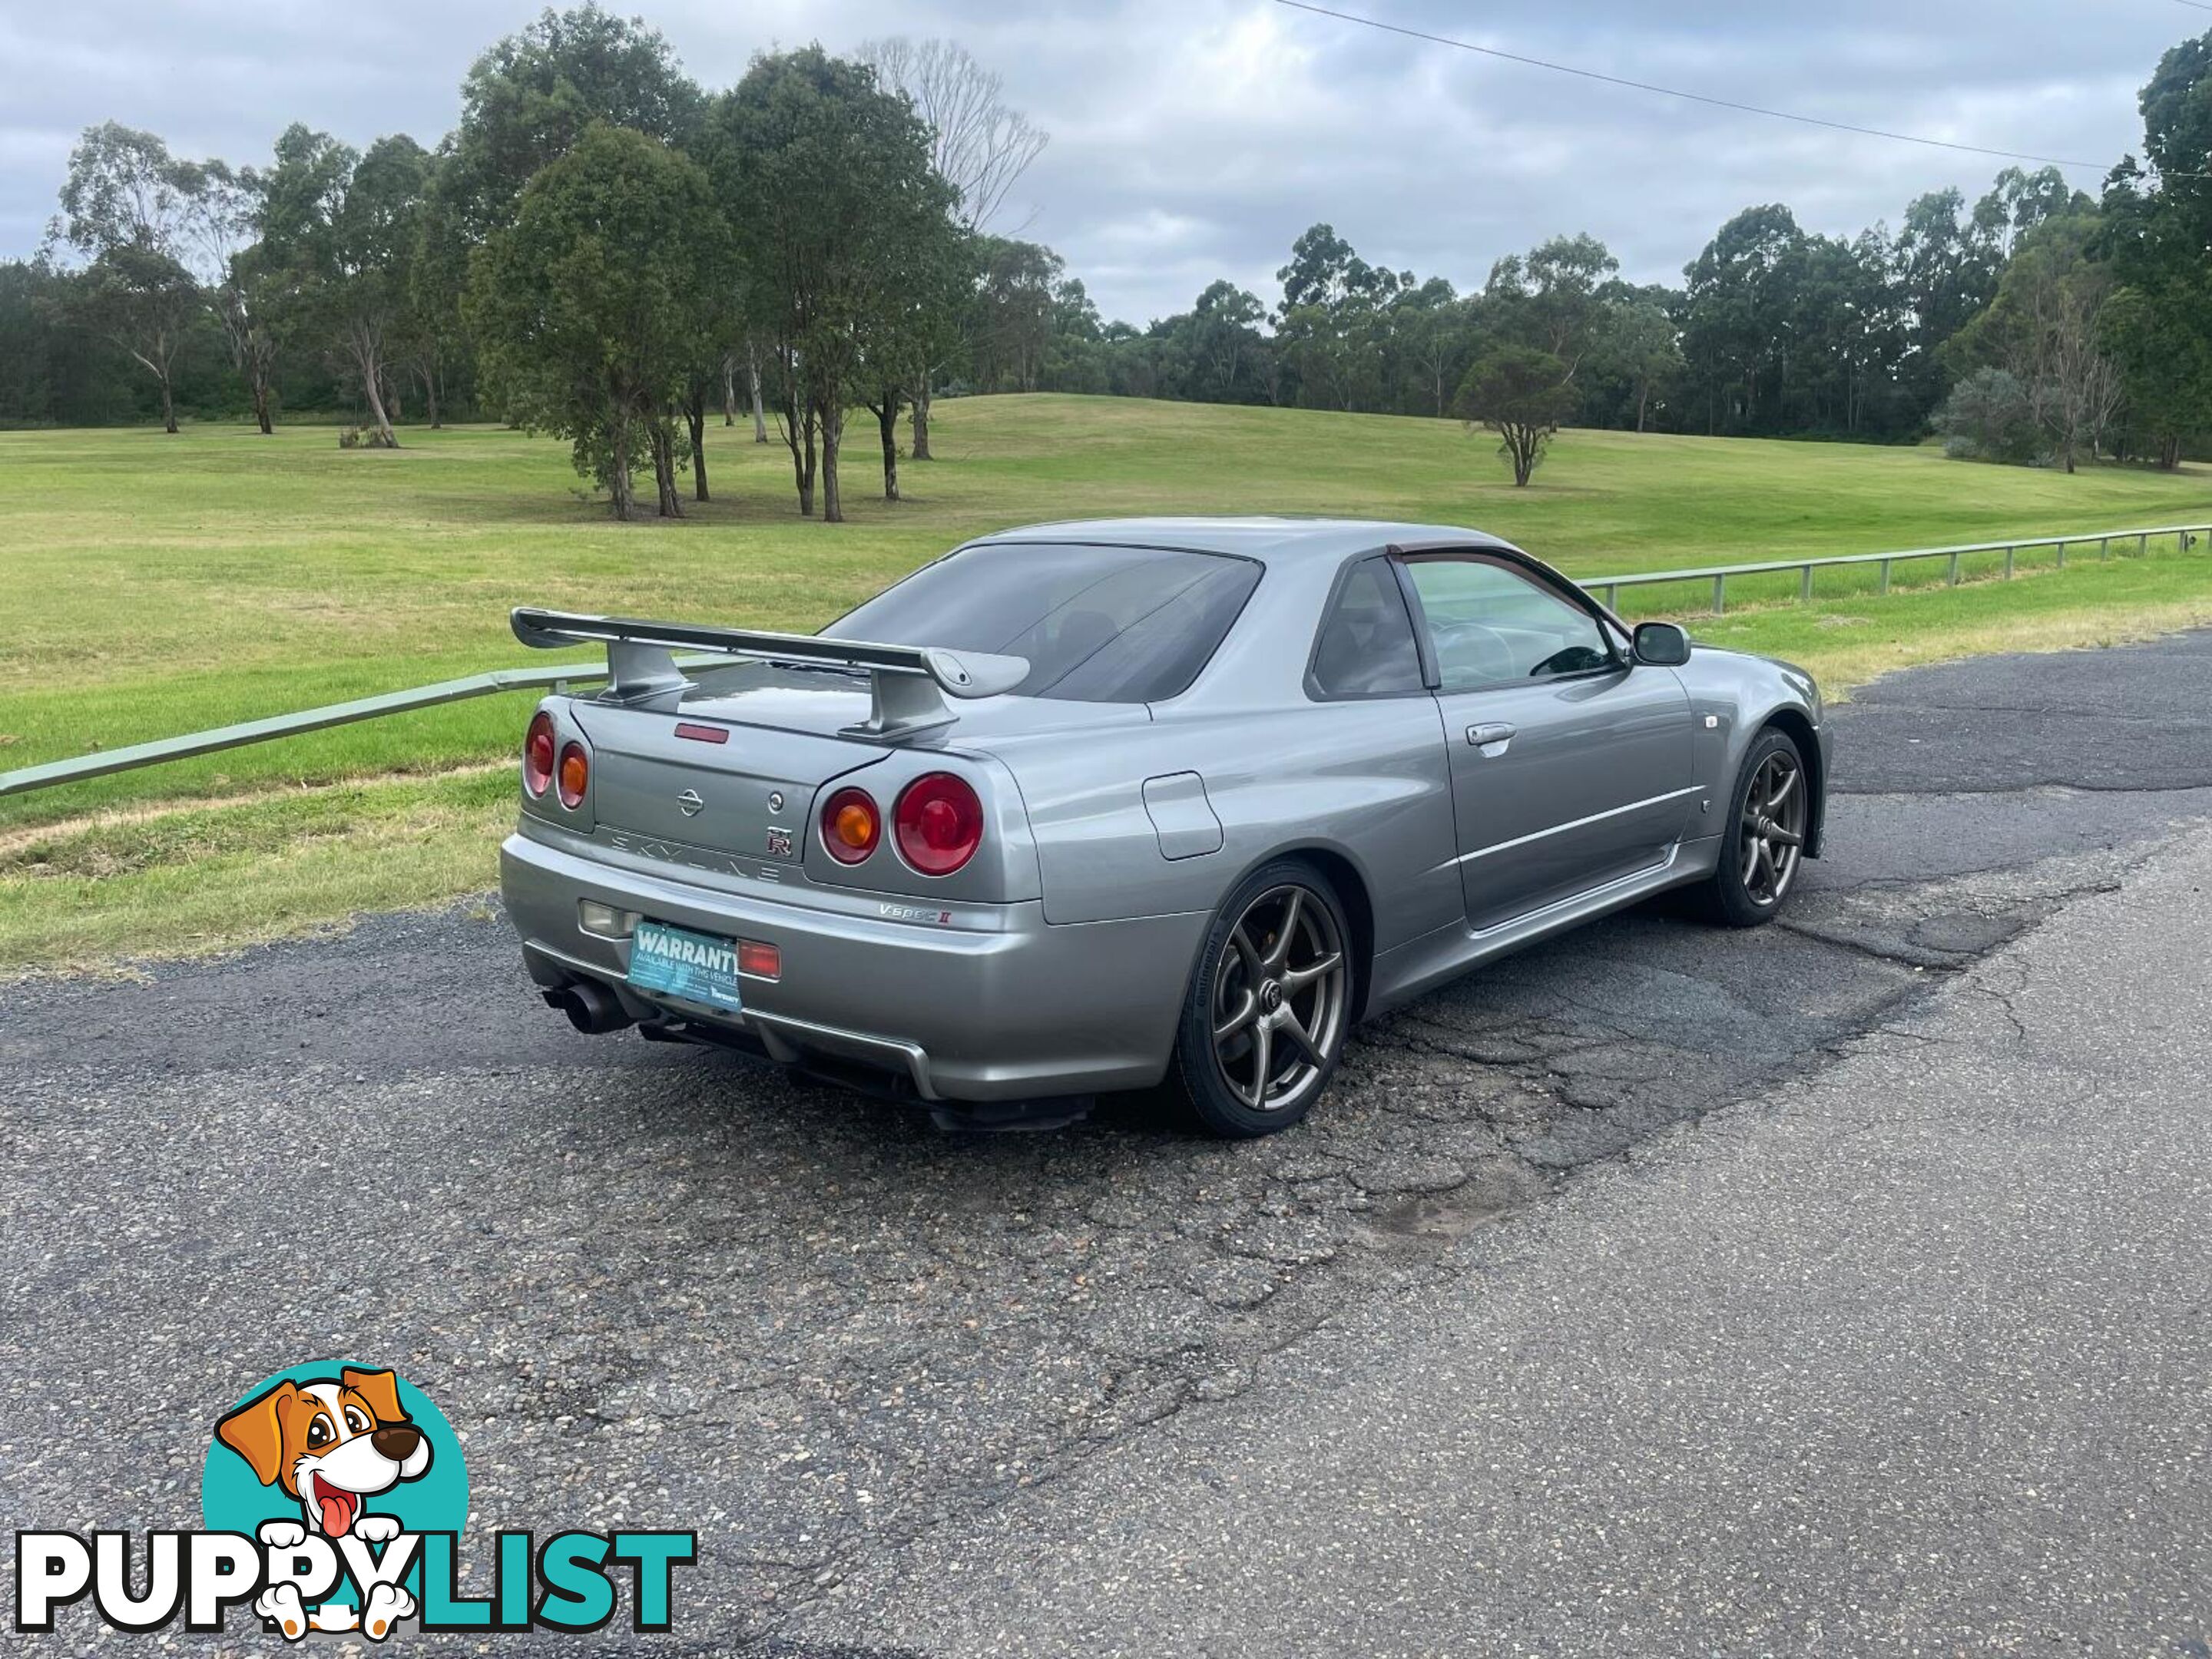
[216,1366,431,1637]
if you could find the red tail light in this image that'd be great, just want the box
[523,711,556,796]
[556,741,589,810]
[894,773,984,876]
[821,786,880,863]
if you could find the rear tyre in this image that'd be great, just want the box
[1694,726,1810,928]
[1167,859,1353,1138]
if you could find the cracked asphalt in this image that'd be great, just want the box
[4,630,2210,1655]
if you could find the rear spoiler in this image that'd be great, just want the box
[510,607,1030,739]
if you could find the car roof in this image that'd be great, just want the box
[969,516,1520,565]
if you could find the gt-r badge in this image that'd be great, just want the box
[676,788,705,817]
[766,829,793,858]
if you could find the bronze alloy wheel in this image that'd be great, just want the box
[1208,882,1349,1114]
[1739,747,1807,908]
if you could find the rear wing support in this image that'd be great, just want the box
[510,608,1031,740]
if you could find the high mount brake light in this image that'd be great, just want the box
[524,711,556,796]
[821,787,880,863]
[894,773,984,877]
[556,742,589,810]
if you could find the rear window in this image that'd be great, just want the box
[826,541,1262,704]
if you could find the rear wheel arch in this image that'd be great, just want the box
[1212,843,1375,1023]
[1167,853,1360,1136]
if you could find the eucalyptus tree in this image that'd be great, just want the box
[404,161,473,429]
[969,238,1065,392]
[1186,281,1270,403]
[859,37,1047,454]
[1591,284,1682,433]
[191,162,286,434]
[1485,234,1620,379]
[1889,187,2001,416]
[860,212,968,499]
[713,47,959,522]
[1273,223,1404,412]
[255,126,429,447]
[677,280,746,503]
[444,2,705,240]
[1392,279,1469,418]
[1972,166,2086,260]
[2098,280,2210,468]
[50,121,223,432]
[1677,204,1805,435]
[1946,214,2118,472]
[469,122,729,520]
[860,37,1046,232]
[0,259,115,424]
[2099,30,2212,469]
[1455,346,1577,485]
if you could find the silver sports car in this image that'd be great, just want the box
[500,518,1828,1137]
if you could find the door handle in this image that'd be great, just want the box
[1466,722,1517,750]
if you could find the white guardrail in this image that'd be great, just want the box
[2,522,2205,801]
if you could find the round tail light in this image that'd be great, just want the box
[821,786,880,863]
[523,711,556,796]
[894,772,984,876]
[556,741,589,810]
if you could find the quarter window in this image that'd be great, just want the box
[1402,557,1615,691]
[1310,558,1426,697]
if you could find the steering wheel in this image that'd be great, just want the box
[1528,644,1612,677]
[1432,620,1517,686]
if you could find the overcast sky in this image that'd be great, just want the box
[2,0,2198,321]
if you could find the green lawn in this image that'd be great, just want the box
[4,395,2210,970]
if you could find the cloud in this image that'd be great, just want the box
[3,0,2197,321]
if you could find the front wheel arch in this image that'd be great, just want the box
[1759,706,1825,857]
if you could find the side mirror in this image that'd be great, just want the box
[1632,621,1691,667]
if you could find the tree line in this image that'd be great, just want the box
[993,137,2207,482]
[4,10,2209,502]
[953,38,2212,481]
[4,8,1035,521]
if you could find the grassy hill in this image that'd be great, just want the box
[4,394,2210,967]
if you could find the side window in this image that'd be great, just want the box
[1402,557,1614,692]
[1310,557,1426,697]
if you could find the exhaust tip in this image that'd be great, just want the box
[546,979,634,1035]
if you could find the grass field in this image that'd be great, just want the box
[4,393,2210,970]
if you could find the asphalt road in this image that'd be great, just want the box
[3,631,2210,1656]
[790,809,2212,1659]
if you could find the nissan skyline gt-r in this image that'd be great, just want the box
[499,517,1829,1137]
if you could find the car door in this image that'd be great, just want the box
[1399,551,1697,932]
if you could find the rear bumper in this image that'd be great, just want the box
[500,830,1206,1102]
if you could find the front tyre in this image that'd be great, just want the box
[1695,726,1810,928]
[1168,859,1353,1137]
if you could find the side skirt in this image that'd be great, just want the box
[1364,834,1724,1017]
